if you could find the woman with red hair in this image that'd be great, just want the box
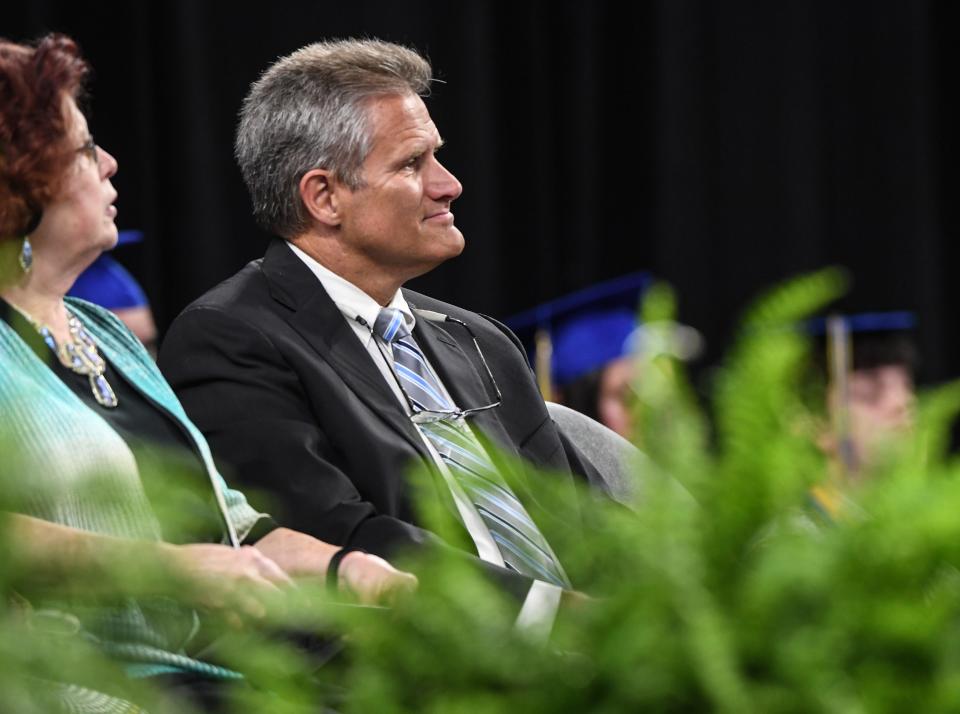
[0,33,415,710]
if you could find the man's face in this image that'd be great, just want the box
[847,364,914,438]
[337,93,464,284]
[827,364,915,470]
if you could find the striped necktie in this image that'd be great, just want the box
[373,307,571,587]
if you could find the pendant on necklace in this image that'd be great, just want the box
[21,308,119,409]
[90,372,118,408]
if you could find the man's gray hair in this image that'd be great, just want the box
[235,39,433,237]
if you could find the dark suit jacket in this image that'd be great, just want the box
[159,239,599,595]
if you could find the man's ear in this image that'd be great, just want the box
[299,168,344,227]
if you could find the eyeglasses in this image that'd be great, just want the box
[371,313,503,424]
[408,316,503,424]
[76,136,99,167]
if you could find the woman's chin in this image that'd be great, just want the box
[102,225,119,250]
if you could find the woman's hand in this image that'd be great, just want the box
[160,543,294,622]
[337,551,418,605]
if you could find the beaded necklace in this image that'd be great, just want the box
[16,304,119,408]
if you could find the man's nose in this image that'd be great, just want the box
[427,157,462,202]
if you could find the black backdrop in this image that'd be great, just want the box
[5,1,959,384]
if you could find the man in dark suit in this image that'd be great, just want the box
[160,39,601,621]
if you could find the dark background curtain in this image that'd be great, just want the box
[6,0,958,384]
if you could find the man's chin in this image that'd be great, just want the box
[427,242,465,270]
[404,234,465,281]
[441,228,466,258]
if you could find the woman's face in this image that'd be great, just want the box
[33,97,119,265]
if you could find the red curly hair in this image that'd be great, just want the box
[0,34,90,241]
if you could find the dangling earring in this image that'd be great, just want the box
[18,235,32,274]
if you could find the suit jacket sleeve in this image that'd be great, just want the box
[159,305,441,555]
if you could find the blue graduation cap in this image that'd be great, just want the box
[806,311,916,337]
[67,230,149,310]
[807,311,917,373]
[504,273,653,399]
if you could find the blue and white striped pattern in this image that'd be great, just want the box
[373,308,570,587]
[374,308,453,412]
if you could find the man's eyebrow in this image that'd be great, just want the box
[394,137,445,165]
[414,137,444,154]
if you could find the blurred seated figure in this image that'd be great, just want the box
[68,230,158,356]
[507,273,703,441]
[808,311,917,518]
[0,32,414,711]
[554,308,641,439]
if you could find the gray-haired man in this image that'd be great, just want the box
[160,39,602,625]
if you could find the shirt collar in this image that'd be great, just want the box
[286,241,415,334]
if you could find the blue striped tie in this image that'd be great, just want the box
[374,308,570,587]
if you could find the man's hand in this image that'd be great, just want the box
[337,551,418,605]
[253,527,418,606]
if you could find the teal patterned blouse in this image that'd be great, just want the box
[0,297,268,679]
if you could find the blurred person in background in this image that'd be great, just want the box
[551,308,642,440]
[808,312,917,519]
[507,273,703,441]
[68,229,158,356]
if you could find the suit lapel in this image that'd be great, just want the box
[261,240,428,456]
